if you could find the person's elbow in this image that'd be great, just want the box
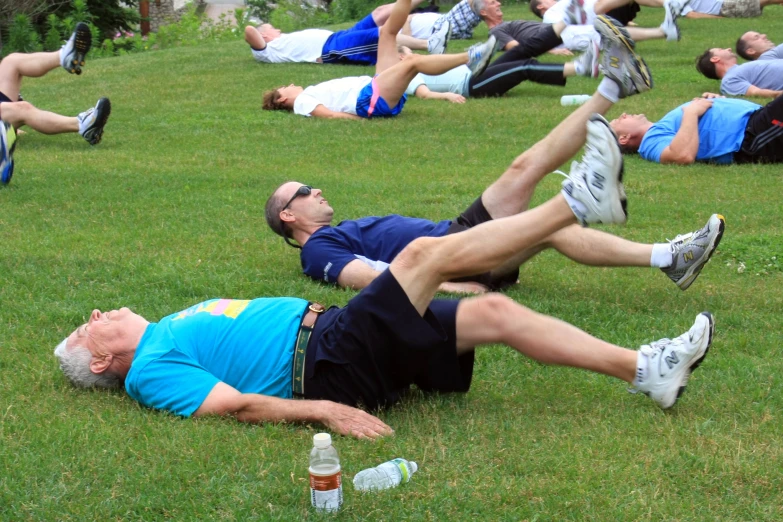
[661,153,696,165]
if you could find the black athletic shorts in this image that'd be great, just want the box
[445,196,520,290]
[734,96,783,164]
[303,269,473,410]
[606,2,640,25]
[0,91,11,104]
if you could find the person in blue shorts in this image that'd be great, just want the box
[0,23,112,184]
[609,93,783,164]
[243,0,450,64]
[54,89,717,436]
[261,0,497,119]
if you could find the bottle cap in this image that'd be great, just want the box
[313,433,332,448]
[409,462,418,473]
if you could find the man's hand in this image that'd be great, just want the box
[319,401,394,440]
[547,47,573,56]
[443,93,467,104]
[438,281,488,294]
[701,92,724,99]
[684,97,713,117]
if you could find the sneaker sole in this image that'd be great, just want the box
[68,22,92,75]
[594,16,653,90]
[676,311,714,400]
[677,214,725,291]
[86,98,111,145]
[589,114,628,223]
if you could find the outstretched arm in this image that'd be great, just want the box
[745,85,783,98]
[413,85,466,103]
[310,105,363,120]
[684,11,722,18]
[195,382,393,439]
[660,98,713,164]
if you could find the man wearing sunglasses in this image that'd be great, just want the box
[55,84,718,436]
[265,21,723,295]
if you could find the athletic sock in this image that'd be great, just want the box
[597,78,620,103]
[633,349,650,388]
[561,189,588,218]
[650,243,673,268]
[574,59,586,77]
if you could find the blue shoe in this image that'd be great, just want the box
[1,121,17,185]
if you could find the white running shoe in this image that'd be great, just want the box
[561,114,627,226]
[595,15,653,98]
[634,312,714,409]
[78,98,112,145]
[662,214,725,290]
[575,39,600,78]
[61,22,92,75]
[660,0,684,42]
[565,0,587,25]
[467,35,497,77]
[428,20,451,54]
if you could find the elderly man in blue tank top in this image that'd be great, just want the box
[55,37,719,436]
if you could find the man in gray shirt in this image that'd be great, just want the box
[736,31,783,61]
[696,47,783,97]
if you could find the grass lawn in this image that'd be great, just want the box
[1,4,782,519]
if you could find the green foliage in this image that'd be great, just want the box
[5,14,42,55]
[330,0,385,23]
[246,0,275,23]
[43,13,63,51]
[268,0,332,32]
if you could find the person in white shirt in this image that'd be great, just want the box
[261,0,497,120]
[244,0,450,64]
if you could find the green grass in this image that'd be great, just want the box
[2,4,783,519]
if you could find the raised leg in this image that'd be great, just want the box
[0,52,60,101]
[0,101,78,134]
[375,52,469,107]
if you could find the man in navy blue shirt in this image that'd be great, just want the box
[56,95,718,435]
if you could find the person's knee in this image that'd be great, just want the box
[1,101,33,124]
[395,236,442,273]
[472,293,531,335]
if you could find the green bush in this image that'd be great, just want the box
[330,0,386,23]
[5,14,42,55]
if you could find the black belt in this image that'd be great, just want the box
[292,302,325,396]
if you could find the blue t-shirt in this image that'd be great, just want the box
[721,61,783,95]
[300,215,452,283]
[639,98,760,164]
[125,297,308,417]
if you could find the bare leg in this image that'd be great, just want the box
[375,0,417,73]
[480,92,614,219]
[371,0,426,25]
[390,196,578,313]
[454,295,637,382]
[626,26,665,41]
[760,0,783,6]
[0,51,61,101]
[375,52,469,105]
[594,0,664,13]
[0,101,78,134]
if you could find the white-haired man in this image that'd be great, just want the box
[55,21,717,437]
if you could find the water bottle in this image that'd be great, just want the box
[353,458,419,491]
[560,94,591,106]
[309,433,343,512]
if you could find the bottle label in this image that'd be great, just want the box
[310,471,342,512]
[391,458,409,483]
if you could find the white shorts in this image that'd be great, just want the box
[408,12,442,39]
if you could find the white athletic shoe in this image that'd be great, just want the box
[564,0,587,25]
[634,312,714,409]
[662,214,725,290]
[660,0,685,42]
[595,15,653,98]
[78,98,111,145]
[61,22,92,75]
[575,39,600,78]
[428,19,451,54]
[561,114,627,226]
[467,35,497,77]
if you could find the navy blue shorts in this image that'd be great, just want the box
[303,270,473,410]
[606,2,640,25]
[0,91,10,103]
[320,14,380,65]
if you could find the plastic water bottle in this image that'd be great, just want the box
[560,94,591,106]
[353,458,419,491]
[309,433,343,512]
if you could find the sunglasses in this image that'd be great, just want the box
[279,185,312,249]
[282,185,312,211]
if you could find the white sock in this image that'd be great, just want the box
[597,78,620,103]
[561,189,588,219]
[633,349,649,387]
[650,243,673,268]
[574,58,585,77]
